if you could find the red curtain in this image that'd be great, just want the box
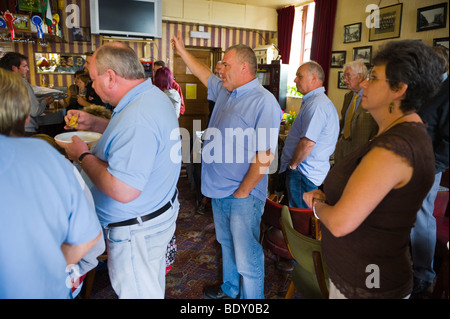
[310,0,337,93]
[277,6,295,64]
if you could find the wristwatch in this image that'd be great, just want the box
[78,152,93,165]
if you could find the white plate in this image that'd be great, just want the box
[54,131,102,144]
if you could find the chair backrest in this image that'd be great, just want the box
[263,198,319,238]
[262,197,284,230]
[288,205,319,239]
[280,205,329,298]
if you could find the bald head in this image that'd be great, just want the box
[93,42,145,80]
[89,42,147,106]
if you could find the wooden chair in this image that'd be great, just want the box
[280,205,329,299]
[260,196,292,261]
[261,196,320,273]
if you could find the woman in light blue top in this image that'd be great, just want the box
[0,68,101,299]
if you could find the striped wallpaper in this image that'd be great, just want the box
[10,0,276,87]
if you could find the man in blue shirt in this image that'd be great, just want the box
[172,34,282,299]
[56,42,181,298]
[279,61,339,208]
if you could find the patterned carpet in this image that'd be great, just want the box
[86,172,299,299]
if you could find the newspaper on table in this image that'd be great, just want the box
[32,85,68,100]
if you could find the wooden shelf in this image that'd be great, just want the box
[0,30,66,44]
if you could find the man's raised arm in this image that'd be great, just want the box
[171,33,213,87]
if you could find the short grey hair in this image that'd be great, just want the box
[343,60,368,77]
[225,44,258,76]
[302,60,325,82]
[94,42,145,80]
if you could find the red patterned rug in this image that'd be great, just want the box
[86,173,299,299]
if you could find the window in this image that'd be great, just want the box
[287,2,315,87]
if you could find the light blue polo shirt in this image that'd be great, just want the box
[201,74,282,202]
[280,87,339,186]
[0,136,101,298]
[88,79,181,226]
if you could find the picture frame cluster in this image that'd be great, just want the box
[332,2,448,89]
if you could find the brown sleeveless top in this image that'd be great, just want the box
[322,122,435,298]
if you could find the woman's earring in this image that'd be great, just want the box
[389,102,394,113]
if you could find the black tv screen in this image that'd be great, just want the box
[90,0,162,39]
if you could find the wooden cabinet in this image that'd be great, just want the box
[256,63,289,110]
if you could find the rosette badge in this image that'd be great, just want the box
[3,10,15,40]
[31,15,44,39]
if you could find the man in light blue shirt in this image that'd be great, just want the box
[172,35,282,299]
[56,43,181,299]
[280,61,339,208]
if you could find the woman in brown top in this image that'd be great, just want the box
[303,40,442,299]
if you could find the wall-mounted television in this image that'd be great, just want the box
[90,0,162,39]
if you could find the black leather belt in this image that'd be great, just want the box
[107,190,178,228]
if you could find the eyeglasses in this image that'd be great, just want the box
[365,69,390,83]
[342,73,355,80]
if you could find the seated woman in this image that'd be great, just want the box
[61,70,85,110]
[68,72,91,111]
[303,40,443,299]
[153,66,181,118]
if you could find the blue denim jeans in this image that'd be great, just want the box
[286,169,318,208]
[104,199,179,299]
[411,172,442,283]
[212,194,266,299]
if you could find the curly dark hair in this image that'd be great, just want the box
[372,40,442,113]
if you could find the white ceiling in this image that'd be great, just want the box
[213,0,311,9]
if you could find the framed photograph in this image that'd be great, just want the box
[35,53,86,74]
[344,23,361,43]
[417,3,448,32]
[353,46,372,65]
[18,0,42,12]
[338,71,347,89]
[71,27,91,42]
[331,51,346,68]
[433,37,449,50]
[369,3,403,42]
[13,14,30,31]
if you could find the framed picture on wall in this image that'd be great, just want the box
[35,53,86,74]
[417,3,448,32]
[71,27,91,42]
[331,51,346,68]
[18,0,42,12]
[433,37,449,50]
[353,46,372,65]
[343,23,361,43]
[369,3,403,42]
[13,14,30,31]
[338,71,347,89]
